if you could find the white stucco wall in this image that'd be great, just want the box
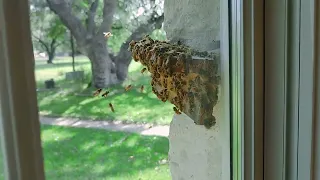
[164,0,230,179]
[163,0,220,52]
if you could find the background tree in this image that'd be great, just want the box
[70,31,76,72]
[30,5,67,63]
[45,0,164,88]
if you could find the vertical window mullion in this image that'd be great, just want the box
[298,0,317,179]
[0,0,45,179]
[230,0,264,179]
[264,0,288,179]
[285,0,301,179]
[313,0,320,177]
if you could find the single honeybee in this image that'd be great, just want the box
[173,107,181,114]
[140,85,144,93]
[125,85,132,91]
[103,32,112,38]
[109,103,115,112]
[101,91,110,98]
[93,88,102,96]
[141,67,147,74]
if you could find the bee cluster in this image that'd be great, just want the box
[128,35,220,128]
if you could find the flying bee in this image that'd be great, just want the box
[140,85,144,93]
[103,32,112,38]
[141,67,147,74]
[93,88,102,96]
[125,85,132,91]
[109,103,115,112]
[101,90,110,98]
[173,107,181,114]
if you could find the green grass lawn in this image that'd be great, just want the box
[42,125,170,180]
[0,126,170,180]
[36,56,174,125]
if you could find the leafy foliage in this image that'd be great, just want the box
[30,5,68,59]
[39,0,164,86]
[69,0,163,31]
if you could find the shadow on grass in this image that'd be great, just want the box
[37,85,174,124]
[36,59,173,125]
[41,125,170,180]
[36,77,89,90]
[35,61,90,71]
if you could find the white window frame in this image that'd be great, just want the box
[264,0,319,179]
[0,0,45,179]
[264,0,288,179]
[230,0,320,179]
[314,1,320,177]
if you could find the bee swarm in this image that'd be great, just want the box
[129,35,220,128]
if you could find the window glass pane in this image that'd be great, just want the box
[30,1,171,179]
[29,0,230,179]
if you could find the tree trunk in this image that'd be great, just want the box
[87,41,118,88]
[47,49,55,64]
[46,39,57,64]
[113,50,130,81]
[70,31,75,72]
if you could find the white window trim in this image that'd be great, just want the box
[264,0,288,179]
[232,0,320,179]
[220,0,231,179]
[296,0,317,178]
[314,1,320,178]
[0,0,45,179]
[264,0,319,179]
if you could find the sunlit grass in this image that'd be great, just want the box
[41,125,170,180]
[0,125,170,180]
[35,56,174,124]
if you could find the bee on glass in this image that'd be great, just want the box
[103,32,112,38]
[125,85,132,91]
[109,103,115,112]
[93,88,102,96]
[101,91,110,98]
[141,67,147,74]
[173,107,181,114]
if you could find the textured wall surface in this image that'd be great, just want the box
[164,0,220,52]
[163,0,230,179]
[169,113,223,180]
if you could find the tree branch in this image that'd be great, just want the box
[33,35,49,49]
[115,13,164,63]
[50,39,62,51]
[97,0,117,37]
[33,34,51,55]
[46,0,87,42]
[113,13,164,80]
[53,42,63,48]
[50,39,56,49]
[86,0,99,35]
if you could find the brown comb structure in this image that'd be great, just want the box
[128,35,220,128]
